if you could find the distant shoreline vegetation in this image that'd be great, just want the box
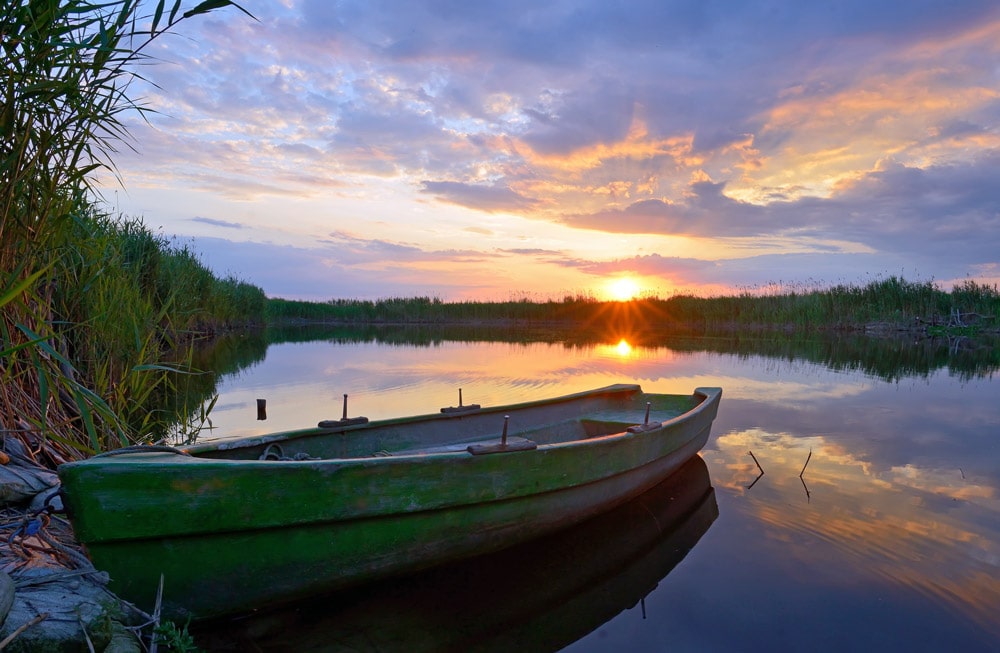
[265,277,1000,337]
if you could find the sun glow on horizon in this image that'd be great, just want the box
[606,276,641,301]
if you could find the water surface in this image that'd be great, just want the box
[188,328,1000,651]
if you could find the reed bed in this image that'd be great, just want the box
[2,0,253,459]
[3,196,266,458]
[267,277,1000,334]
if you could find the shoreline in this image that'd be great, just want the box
[263,315,1000,339]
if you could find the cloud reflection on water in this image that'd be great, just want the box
[707,427,1000,640]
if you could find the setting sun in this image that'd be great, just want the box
[606,277,641,301]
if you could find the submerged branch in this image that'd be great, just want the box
[799,448,812,478]
[747,450,765,490]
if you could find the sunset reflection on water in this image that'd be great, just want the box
[190,330,1000,650]
[203,336,697,439]
[611,338,633,357]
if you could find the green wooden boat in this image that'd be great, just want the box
[57,383,721,619]
[197,455,718,651]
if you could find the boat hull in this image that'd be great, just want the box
[58,385,721,619]
[196,455,718,651]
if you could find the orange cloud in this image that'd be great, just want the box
[744,20,1000,202]
[514,117,701,175]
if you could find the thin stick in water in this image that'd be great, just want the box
[799,448,812,478]
[746,450,765,490]
[800,475,811,502]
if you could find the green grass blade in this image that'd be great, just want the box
[72,384,101,453]
[37,353,50,431]
[0,267,49,309]
[0,333,50,359]
[152,0,165,33]
[15,323,75,371]
[132,363,200,374]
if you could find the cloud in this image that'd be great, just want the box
[556,155,1000,276]
[559,182,772,237]
[191,217,245,229]
[322,230,489,266]
[463,226,494,236]
[500,248,563,256]
[186,236,493,300]
[421,181,539,213]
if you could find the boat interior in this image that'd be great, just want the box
[189,388,703,463]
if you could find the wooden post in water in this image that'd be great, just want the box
[256,399,267,421]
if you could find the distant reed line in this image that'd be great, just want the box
[266,277,1000,333]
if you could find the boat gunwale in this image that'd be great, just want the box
[192,383,646,455]
[82,386,720,467]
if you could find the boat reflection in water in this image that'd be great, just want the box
[197,455,717,652]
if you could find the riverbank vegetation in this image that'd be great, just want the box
[267,276,1000,335]
[1,0,257,461]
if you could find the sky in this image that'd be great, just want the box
[100,0,1000,301]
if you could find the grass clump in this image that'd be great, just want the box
[153,619,202,652]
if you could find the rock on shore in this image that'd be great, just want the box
[0,436,142,652]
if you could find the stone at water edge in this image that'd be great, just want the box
[0,437,59,506]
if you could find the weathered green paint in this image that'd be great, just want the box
[58,384,721,619]
[205,456,717,651]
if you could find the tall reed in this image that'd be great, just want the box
[2,0,251,459]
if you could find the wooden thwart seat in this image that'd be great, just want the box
[626,421,662,433]
[440,404,481,414]
[467,437,538,455]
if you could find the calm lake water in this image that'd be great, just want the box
[188,327,1000,652]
